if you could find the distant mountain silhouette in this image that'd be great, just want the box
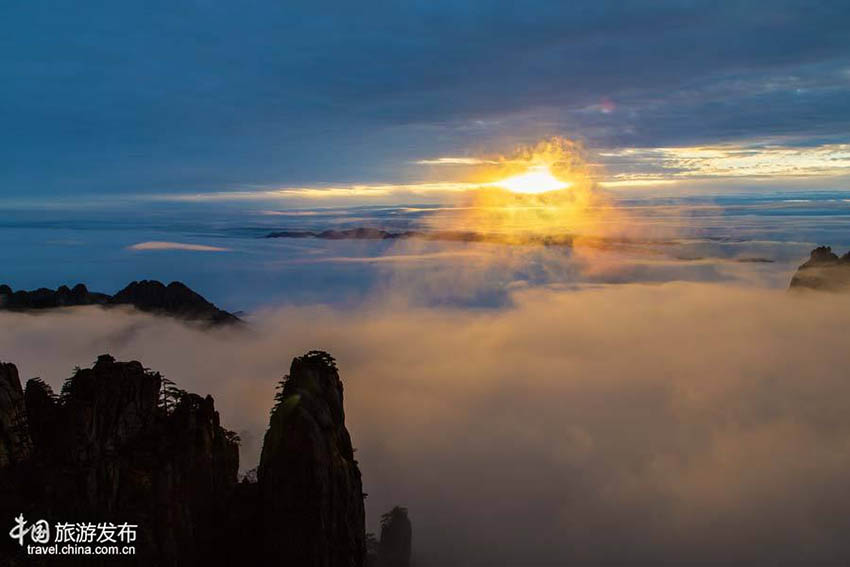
[377,506,412,567]
[266,227,578,246]
[789,246,850,291]
[0,351,367,566]
[0,280,240,325]
[110,280,240,325]
[0,283,109,309]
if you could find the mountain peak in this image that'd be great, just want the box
[789,246,850,291]
[0,280,240,325]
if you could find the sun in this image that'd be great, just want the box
[495,164,571,194]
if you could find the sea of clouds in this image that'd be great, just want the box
[2,282,850,565]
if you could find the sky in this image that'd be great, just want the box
[3,1,850,206]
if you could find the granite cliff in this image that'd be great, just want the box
[0,351,366,566]
[0,355,239,566]
[0,364,31,470]
[257,350,367,566]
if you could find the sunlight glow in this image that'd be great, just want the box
[495,165,571,194]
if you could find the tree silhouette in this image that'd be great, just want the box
[270,374,291,416]
[159,376,187,414]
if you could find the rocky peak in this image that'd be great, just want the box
[109,280,239,325]
[258,350,366,566]
[0,356,240,565]
[378,506,413,567]
[790,246,850,291]
[0,282,107,309]
[56,354,161,461]
[803,246,840,266]
[0,280,240,325]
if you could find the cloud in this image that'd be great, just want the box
[149,182,477,205]
[286,250,489,264]
[3,283,850,564]
[414,157,499,165]
[127,241,231,252]
[4,2,850,198]
[123,139,850,207]
[597,142,850,184]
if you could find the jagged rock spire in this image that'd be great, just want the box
[258,350,366,567]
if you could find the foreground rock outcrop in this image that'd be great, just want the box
[789,246,850,291]
[0,280,240,325]
[0,355,239,566]
[258,350,367,566]
[0,351,366,566]
[0,364,31,469]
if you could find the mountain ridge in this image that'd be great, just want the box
[0,280,240,325]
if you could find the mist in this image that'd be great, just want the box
[2,283,850,564]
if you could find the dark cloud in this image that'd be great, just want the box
[2,1,849,196]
